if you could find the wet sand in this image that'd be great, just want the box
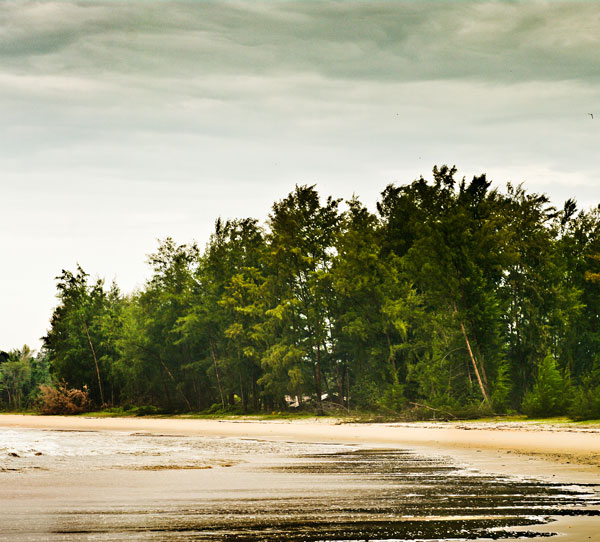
[1,414,599,477]
[1,415,599,540]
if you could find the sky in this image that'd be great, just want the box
[1,1,599,351]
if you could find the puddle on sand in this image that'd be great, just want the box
[0,429,599,541]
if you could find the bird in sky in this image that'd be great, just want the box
[589,113,594,119]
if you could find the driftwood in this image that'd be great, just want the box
[409,401,457,420]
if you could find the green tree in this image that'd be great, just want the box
[331,197,420,411]
[262,185,341,414]
[498,188,584,405]
[382,168,510,406]
[0,346,51,410]
[44,266,118,406]
[33,167,600,418]
[117,239,198,410]
[177,219,266,411]
[522,353,570,417]
[0,346,32,409]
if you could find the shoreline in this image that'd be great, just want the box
[1,413,599,482]
[2,414,600,541]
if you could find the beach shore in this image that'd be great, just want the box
[1,414,599,479]
[1,414,599,540]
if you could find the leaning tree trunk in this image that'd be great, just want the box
[452,302,489,403]
[82,320,105,406]
[158,357,193,411]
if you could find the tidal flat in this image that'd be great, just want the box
[1,426,599,541]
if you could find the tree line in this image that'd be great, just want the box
[3,166,600,418]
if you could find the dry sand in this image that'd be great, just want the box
[1,414,599,541]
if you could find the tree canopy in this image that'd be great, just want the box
[4,167,599,419]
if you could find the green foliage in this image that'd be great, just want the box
[491,360,512,413]
[349,379,381,410]
[0,354,31,409]
[378,382,406,412]
[0,346,51,410]
[264,185,342,414]
[522,354,570,417]
[29,167,600,419]
[568,380,600,420]
[129,405,161,416]
[43,266,120,406]
[568,362,600,420]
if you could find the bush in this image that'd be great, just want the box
[130,405,160,416]
[522,353,570,417]
[568,373,600,420]
[37,381,90,415]
[349,380,380,410]
[377,382,406,412]
[206,402,244,415]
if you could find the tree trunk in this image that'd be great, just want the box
[209,337,226,409]
[239,371,246,412]
[158,357,193,411]
[314,344,324,415]
[345,365,351,411]
[453,302,489,403]
[469,323,489,387]
[252,369,259,411]
[192,377,199,410]
[161,374,171,409]
[82,320,104,406]
[336,361,344,407]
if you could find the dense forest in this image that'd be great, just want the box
[2,167,600,419]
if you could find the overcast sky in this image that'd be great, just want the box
[1,1,599,351]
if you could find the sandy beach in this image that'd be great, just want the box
[1,414,599,541]
[1,414,599,478]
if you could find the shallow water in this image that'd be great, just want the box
[0,428,598,541]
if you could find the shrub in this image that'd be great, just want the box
[522,353,570,417]
[348,380,380,410]
[568,371,600,420]
[206,402,244,415]
[569,383,600,420]
[377,382,406,412]
[130,405,160,416]
[37,381,90,415]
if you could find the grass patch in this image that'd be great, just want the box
[80,407,338,422]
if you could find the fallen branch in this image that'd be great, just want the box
[409,402,457,420]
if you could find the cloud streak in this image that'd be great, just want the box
[3,2,600,83]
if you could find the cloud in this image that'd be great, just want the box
[1,1,600,349]
[2,1,600,85]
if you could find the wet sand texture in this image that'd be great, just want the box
[1,415,599,473]
[1,429,599,541]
